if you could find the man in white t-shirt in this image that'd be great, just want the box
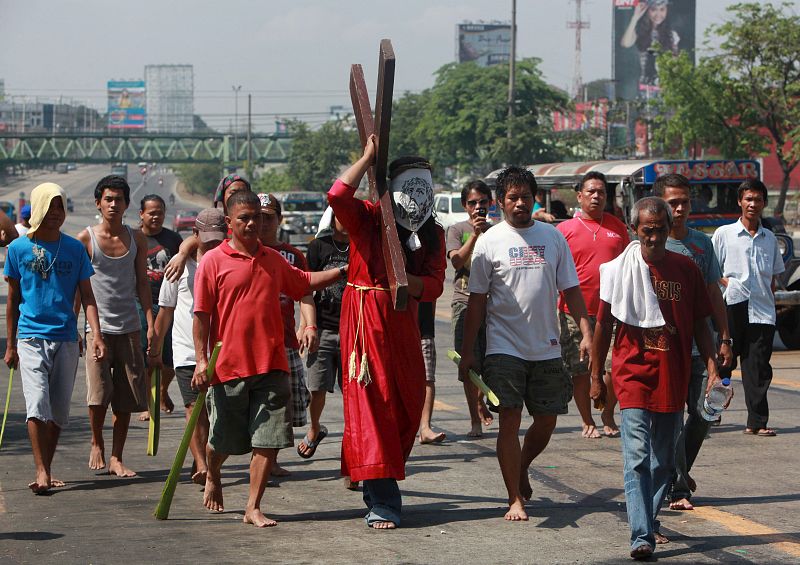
[153,208,226,484]
[459,166,592,522]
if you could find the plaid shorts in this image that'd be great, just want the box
[421,337,436,383]
[286,347,310,427]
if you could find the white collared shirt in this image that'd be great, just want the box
[712,219,785,325]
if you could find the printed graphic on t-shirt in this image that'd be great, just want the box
[146,244,169,286]
[320,255,347,305]
[278,248,300,308]
[651,278,682,301]
[643,322,676,351]
[508,245,546,268]
[23,258,75,278]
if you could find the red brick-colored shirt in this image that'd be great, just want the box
[194,241,310,384]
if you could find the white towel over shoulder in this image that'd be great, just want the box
[599,241,665,328]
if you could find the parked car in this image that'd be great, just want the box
[433,192,468,231]
[173,209,199,232]
[66,197,74,212]
[55,163,69,174]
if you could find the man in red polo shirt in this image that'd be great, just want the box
[192,191,341,528]
[558,171,629,438]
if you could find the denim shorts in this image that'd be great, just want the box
[483,354,573,415]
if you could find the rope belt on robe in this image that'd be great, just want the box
[346,282,390,386]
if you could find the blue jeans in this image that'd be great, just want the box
[620,408,682,550]
[362,478,402,526]
[671,356,711,501]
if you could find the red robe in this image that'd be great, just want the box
[328,180,445,482]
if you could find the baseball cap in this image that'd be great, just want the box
[20,204,32,220]
[257,193,281,216]
[195,208,227,242]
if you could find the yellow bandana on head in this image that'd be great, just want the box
[27,182,67,237]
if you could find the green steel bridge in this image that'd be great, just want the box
[0,133,292,166]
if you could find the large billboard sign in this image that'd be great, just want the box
[107,80,146,130]
[457,23,511,67]
[613,0,695,100]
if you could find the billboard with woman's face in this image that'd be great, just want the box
[613,0,695,100]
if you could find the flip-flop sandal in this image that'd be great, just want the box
[297,426,328,459]
[743,428,758,435]
[757,428,777,437]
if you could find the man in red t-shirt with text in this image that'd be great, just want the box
[558,171,629,439]
[590,197,720,561]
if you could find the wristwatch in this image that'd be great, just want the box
[720,338,733,346]
[338,266,347,279]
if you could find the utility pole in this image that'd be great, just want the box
[507,0,517,156]
[232,85,241,163]
[568,0,590,99]
[246,93,253,179]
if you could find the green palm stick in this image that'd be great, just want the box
[0,367,13,450]
[154,341,221,520]
[447,350,500,407]
[147,368,161,456]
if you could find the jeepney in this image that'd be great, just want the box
[485,159,800,349]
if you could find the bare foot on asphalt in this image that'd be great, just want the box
[669,498,694,510]
[655,532,670,544]
[137,412,150,422]
[108,457,136,477]
[478,401,494,427]
[191,469,207,486]
[243,508,277,527]
[88,445,106,470]
[204,474,224,512]
[28,469,51,494]
[419,430,446,444]
[505,499,529,521]
[602,425,620,438]
[582,424,602,439]
[50,478,65,488]
[371,520,397,529]
[467,422,483,438]
[160,392,174,414]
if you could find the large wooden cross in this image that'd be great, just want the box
[349,39,409,311]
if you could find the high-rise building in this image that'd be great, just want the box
[144,64,194,133]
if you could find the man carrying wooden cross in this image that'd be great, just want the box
[330,133,445,529]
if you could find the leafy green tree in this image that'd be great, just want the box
[253,166,295,193]
[286,119,360,191]
[391,59,570,180]
[175,163,222,198]
[389,91,428,160]
[655,2,800,214]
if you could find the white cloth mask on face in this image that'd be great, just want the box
[390,167,434,251]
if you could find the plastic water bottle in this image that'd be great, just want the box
[701,378,733,421]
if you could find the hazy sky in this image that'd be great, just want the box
[0,0,751,131]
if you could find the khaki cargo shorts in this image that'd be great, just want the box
[559,312,612,376]
[85,331,147,413]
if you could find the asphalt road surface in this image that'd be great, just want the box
[0,169,799,564]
